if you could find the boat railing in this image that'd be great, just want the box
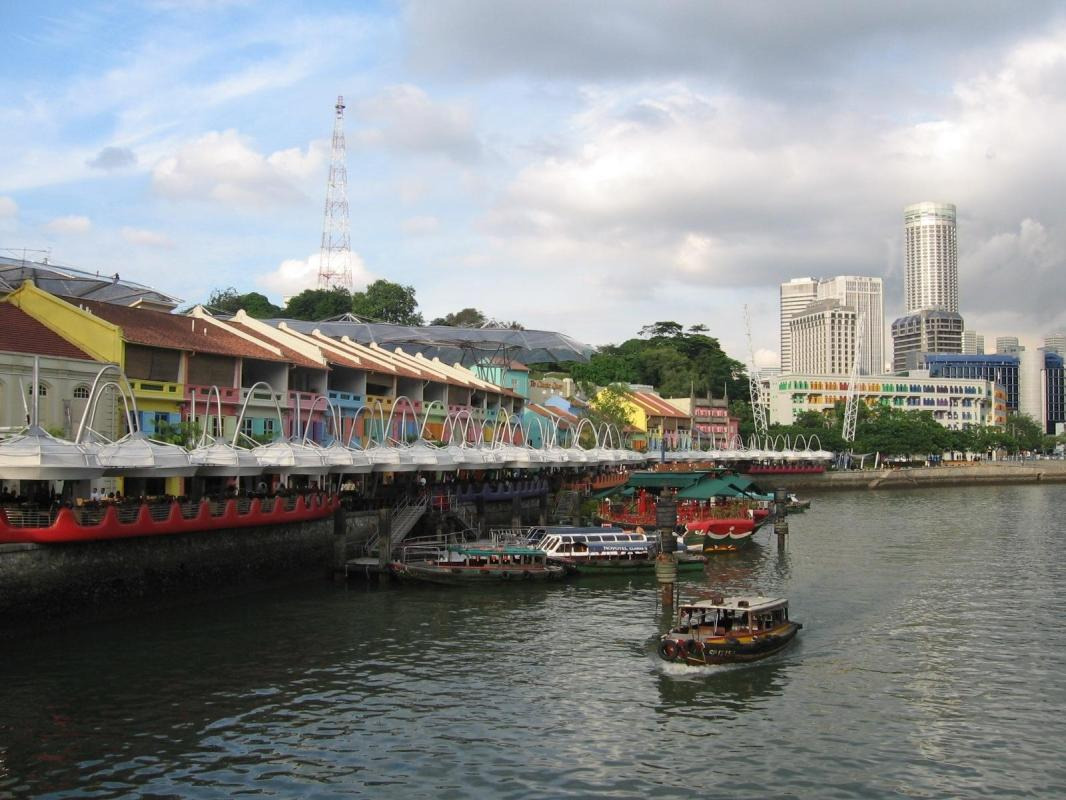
[488,527,533,545]
[0,494,338,544]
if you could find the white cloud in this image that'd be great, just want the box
[256,252,375,301]
[152,129,326,207]
[121,226,175,248]
[0,196,16,218]
[356,84,482,162]
[401,215,440,235]
[44,215,92,235]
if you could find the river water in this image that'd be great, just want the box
[3,484,1066,798]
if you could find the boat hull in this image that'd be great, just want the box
[659,623,802,665]
[390,562,566,585]
[556,555,707,575]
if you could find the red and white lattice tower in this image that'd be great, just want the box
[317,95,353,291]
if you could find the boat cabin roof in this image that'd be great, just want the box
[531,526,626,535]
[453,545,544,557]
[681,596,787,614]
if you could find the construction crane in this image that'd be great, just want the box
[841,313,866,465]
[744,306,769,440]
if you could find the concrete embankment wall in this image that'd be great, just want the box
[765,461,1066,492]
[0,510,384,639]
[0,497,548,639]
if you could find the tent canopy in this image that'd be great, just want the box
[676,475,769,501]
[625,471,714,490]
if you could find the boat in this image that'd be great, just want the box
[786,494,812,513]
[658,595,801,665]
[389,540,566,585]
[527,526,707,574]
[682,517,759,553]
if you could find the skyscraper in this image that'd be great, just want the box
[962,330,985,355]
[904,202,958,313]
[816,276,884,375]
[779,277,818,373]
[779,275,883,375]
[1043,332,1066,356]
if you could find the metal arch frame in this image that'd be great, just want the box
[75,364,139,444]
[383,395,421,447]
[300,394,344,446]
[231,381,286,447]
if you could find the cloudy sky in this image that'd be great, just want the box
[3,1,1066,366]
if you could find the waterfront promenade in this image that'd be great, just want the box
[779,459,1066,491]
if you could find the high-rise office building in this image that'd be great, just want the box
[996,336,1021,355]
[1043,332,1066,356]
[962,330,985,355]
[904,202,958,313]
[779,277,818,373]
[790,299,858,376]
[779,275,883,374]
[816,276,884,375]
[891,310,964,372]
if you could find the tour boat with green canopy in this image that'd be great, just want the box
[390,541,566,585]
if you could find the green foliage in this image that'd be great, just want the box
[569,320,748,402]
[153,419,203,448]
[587,383,634,433]
[206,287,282,318]
[284,288,354,321]
[351,280,424,325]
[431,307,487,327]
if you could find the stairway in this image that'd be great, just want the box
[365,495,429,556]
[388,496,428,549]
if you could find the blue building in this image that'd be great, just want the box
[925,352,1065,433]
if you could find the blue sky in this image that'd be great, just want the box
[3,1,1066,367]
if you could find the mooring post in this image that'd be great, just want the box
[511,495,522,532]
[333,503,347,582]
[655,498,679,607]
[377,507,392,584]
[773,487,789,550]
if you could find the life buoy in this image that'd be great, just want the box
[658,639,679,660]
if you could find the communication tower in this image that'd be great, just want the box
[317,96,353,291]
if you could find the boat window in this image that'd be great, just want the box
[562,537,573,544]
[588,536,602,542]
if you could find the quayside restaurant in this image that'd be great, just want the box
[0,276,595,497]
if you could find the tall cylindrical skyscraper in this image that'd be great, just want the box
[904,202,957,313]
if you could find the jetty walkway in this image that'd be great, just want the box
[778,459,1066,491]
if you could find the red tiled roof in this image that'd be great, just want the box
[65,298,304,365]
[0,303,95,361]
[630,391,690,419]
[528,402,579,426]
[223,321,325,370]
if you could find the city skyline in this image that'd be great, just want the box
[3,2,1066,364]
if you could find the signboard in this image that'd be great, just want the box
[656,499,678,529]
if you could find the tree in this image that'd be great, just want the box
[1005,412,1046,452]
[586,383,634,444]
[284,288,353,321]
[639,321,685,338]
[206,287,282,319]
[431,307,487,327]
[351,280,423,325]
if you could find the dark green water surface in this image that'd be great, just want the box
[3,484,1066,798]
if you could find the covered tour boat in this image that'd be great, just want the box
[527,526,707,574]
[390,541,566,585]
[658,595,801,665]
